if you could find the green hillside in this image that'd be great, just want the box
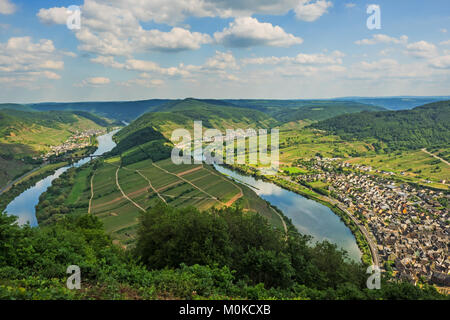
[25,99,387,125]
[225,99,385,122]
[311,100,450,151]
[0,109,110,188]
[272,102,385,122]
[30,99,171,122]
[0,109,109,149]
[115,98,279,142]
[0,103,35,112]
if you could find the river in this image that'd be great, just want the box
[4,129,119,227]
[4,129,361,261]
[213,165,362,261]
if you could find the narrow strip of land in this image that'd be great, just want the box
[0,164,46,195]
[421,148,450,166]
[88,170,96,214]
[270,207,288,236]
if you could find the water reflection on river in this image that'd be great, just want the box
[214,165,362,261]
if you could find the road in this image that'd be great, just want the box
[327,198,380,267]
[115,167,146,212]
[88,170,96,214]
[279,175,380,267]
[136,170,167,204]
[421,148,450,166]
[152,162,224,205]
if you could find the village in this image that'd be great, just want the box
[41,129,105,161]
[285,157,449,287]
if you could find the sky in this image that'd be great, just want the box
[0,0,449,103]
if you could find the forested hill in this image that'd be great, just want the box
[226,99,385,122]
[0,109,109,137]
[271,102,384,122]
[311,100,450,150]
[114,98,279,142]
[0,103,35,112]
[0,109,111,188]
[26,98,385,123]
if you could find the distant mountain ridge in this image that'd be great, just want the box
[29,99,171,122]
[335,96,450,111]
[26,98,389,123]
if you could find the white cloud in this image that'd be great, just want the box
[439,40,450,46]
[91,56,192,78]
[82,0,302,25]
[358,59,399,71]
[140,28,211,52]
[242,50,344,66]
[294,0,333,22]
[0,0,16,15]
[214,17,303,48]
[62,51,77,58]
[345,58,445,81]
[121,77,164,88]
[404,41,438,59]
[39,71,61,80]
[429,55,450,69]
[355,34,408,45]
[440,28,447,33]
[124,59,190,77]
[0,37,64,86]
[80,77,111,86]
[39,60,64,70]
[203,51,238,70]
[90,56,125,69]
[37,7,68,24]
[37,4,212,56]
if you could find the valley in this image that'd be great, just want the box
[1,97,448,299]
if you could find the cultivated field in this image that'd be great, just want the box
[84,157,278,245]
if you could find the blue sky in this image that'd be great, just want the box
[0,0,449,102]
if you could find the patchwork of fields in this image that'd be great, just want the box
[83,157,279,245]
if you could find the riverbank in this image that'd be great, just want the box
[0,161,69,213]
[220,163,374,266]
[1,130,119,226]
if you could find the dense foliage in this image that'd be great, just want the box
[111,126,168,156]
[71,111,111,127]
[0,109,80,138]
[120,140,172,166]
[135,203,365,290]
[35,166,86,225]
[0,207,445,300]
[311,101,450,151]
[114,98,279,142]
[224,100,384,121]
